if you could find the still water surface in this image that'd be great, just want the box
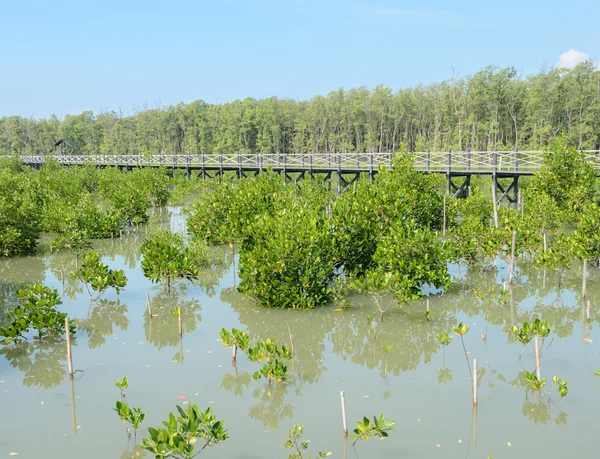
[0,207,599,458]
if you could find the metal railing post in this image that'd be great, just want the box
[514,147,518,172]
[446,150,452,194]
[426,149,430,171]
[466,148,471,170]
[369,152,374,184]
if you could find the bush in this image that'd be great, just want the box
[238,200,335,309]
[0,168,42,256]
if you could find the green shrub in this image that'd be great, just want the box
[238,201,335,309]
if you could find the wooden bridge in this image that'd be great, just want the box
[12,150,600,203]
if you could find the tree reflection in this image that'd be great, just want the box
[248,383,294,431]
[78,299,129,349]
[144,288,202,350]
[0,335,73,388]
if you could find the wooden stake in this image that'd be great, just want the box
[70,377,77,434]
[340,391,348,437]
[534,337,541,381]
[543,233,547,252]
[473,358,478,406]
[492,179,499,229]
[586,300,591,321]
[582,259,588,299]
[177,306,182,337]
[146,293,152,318]
[65,317,74,378]
[509,230,517,284]
[288,325,295,354]
[426,298,430,313]
[442,194,447,237]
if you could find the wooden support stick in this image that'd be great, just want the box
[177,306,182,337]
[492,179,499,229]
[426,298,430,313]
[288,325,295,354]
[340,391,348,437]
[70,377,77,433]
[543,233,547,252]
[509,230,517,284]
[65,317,74,378]
[534,337,541,381]
[582,259,588,299]
[146,293,152,318]
[587,300,591,321]
[473,358,478,406]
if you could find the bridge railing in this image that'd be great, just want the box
[9,150,600,173]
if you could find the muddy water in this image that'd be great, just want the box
[0,207,599,459]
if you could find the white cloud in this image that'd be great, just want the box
[555,49,598,69]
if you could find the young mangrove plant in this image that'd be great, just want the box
[115,376,128,399]
[219,328,250,364]
[453,322,472,378]
[284,423,331,459]
[141,405,228,458]
[524,371,546,391]
[141,230,207,296]
[0,283,75,344]
[72,251,128,301]
[115,400,146,441]
[247,338,293,383]
[350,414,395,446]
[553,376,568,398]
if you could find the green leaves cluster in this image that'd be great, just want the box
[350,414,395,446]
[141,230,208,295]
[141,405,228,459]
[284,423,331,459]
[72,251,128,300]
[0,282,74,344]
[511,319,551,345]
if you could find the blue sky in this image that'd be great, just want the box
[1,0,598,118]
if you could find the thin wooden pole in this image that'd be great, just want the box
[288,325,295,354]
[543,233,547,252]
[509,230,517,284]
[534,337,541,381]
[177,306,182,337]
[473,358,478,406]
[442,194,447,237]
[70,377,77,433]
[340,391,348,437]
[492,179,499,229]
[146,293,152,318]
[582,259,588,299]
[65,317,74,378]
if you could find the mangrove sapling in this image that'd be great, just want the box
[115,376,128,399]
[247,338,293,384]
[0,283,75,344]
[115,400,146,441]
[553,376,568,398]
[350,414,395,446]
[219,328,250,364]
[140,230,206,296]
[72,251,128,301]
[524,371,546,391]
[141,405,228,458]
[454,322,472,379]
[284,423,331,458]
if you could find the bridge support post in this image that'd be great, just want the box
[283,154,287,185]
[369,152,374,184]
[201,152,206,180]
[337,152,342,193]
[426,149,430,172]
[309,153,313,179]
[218,151,223,182]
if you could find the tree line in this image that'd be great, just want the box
[2,61,599,156]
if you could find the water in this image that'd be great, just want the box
[1,207,599,458]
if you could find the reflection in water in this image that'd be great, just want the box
[220,368,252,397]
[78,300,130,349]
[248,384,294,431]
[0,335,72,388]
[144,289,202,350]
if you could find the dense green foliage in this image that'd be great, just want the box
[72,251,128,300]
[0,283,74,344]
[0,163,41,256]
[2,63,599,155]
[141,230,208,295]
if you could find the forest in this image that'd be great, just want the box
[1,61,599,156]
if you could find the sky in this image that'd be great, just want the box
[1,0,599,119]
